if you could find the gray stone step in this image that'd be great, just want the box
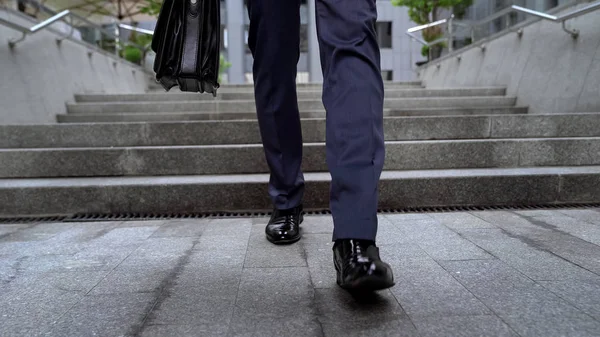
[3,138,599,178]
[57,107,527,123]
[75,88,507,103]
[147,81,424,91]
[2,166,599,217]
[65,97,518,114]
[4,113,600,148]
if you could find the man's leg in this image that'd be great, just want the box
[315,0,385,241]
[247,0,304,244]
[315,0,393,290]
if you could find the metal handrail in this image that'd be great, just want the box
[405,17,454,50]
[1,6,147,51]
[406,0,600,62]
[0,10,74,47]
[118,23,154,36]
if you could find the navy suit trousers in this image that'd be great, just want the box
[247,0,385,241]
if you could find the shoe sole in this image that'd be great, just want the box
[265,214,304,245]
[339,275,395,292]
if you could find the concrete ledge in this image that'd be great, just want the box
[2,138,600,178]
[0,8,150,124]
[417,2,600,114]
[2,166,599,216]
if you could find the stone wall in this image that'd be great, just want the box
[418,1,600,114]
[0,8,150,124]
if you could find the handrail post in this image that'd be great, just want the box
[114,20,121,56]
[448,15,454,53]
[561,21,579,39]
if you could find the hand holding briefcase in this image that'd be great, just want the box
[151,0,221,96]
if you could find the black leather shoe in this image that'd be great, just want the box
[333,239,395,291]
[265,205,303,244]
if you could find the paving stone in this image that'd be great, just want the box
[315,288,407,323]
[228,313,323,337]
[37,270,109,293]
[413,315,518,337]
[303,233,334,245]
[304,241,336,288]
[469,211,537,231]
[86,225,160,246]
[43,320,139,337]
[3,212,600,336]
[0,224,136,257]
[0,222,74,242]
[235,267,313,316]
[300,215,334,234]
[513,209,563,217]
[141,324,230,337]
[68,243,141,269]
[558,209,600,225]
[439,259,596,328]
[320,318,419,337]
[89,265,171,294]
[243,225,307,268]
[539,279,600,321]
[118,237,197,267]
[42,293,153,336]
[0,287,83,331]
[378,242,430,260]
[501,310,600,337]
[393,219,493,260]
[383,213,434,222]
[13,253,124,274]
[0,327,39,337]
[439,259,535,290]
[149,292,237,325]
[0,237,82,257]
[151,219,209,237]
[518,213,600,246]
[0,225,25,238]
[376,217,412,245]
[430,212,497,230]
[172,249,245,293]
[196,233,250,251]
[458,228,599,280]
[388,258,490,317]
[465,212,600,275]
[203,218,253,236]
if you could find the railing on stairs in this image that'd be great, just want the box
[406,1,600,68]
[0,0,153,65]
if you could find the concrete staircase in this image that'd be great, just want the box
[1,82,600,217]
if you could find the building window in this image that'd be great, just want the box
[381,71,393,81]
[376,22,392,48]
[300,24,308,52]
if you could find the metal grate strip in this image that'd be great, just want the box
[1,203,599,224]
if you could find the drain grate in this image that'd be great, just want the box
[1,203,599,224]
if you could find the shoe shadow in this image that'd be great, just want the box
[347,290,389,305]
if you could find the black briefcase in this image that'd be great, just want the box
[151,0,220,96]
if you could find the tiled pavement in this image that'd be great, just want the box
[2,209,600,336]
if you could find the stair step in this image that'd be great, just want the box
[147,81,424,91]
[4,113,600,148]
[57,107,527,123]
[2,166,599,216]
[2,138,600,178]
[75,88,507,102]
[65,97,518,114]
